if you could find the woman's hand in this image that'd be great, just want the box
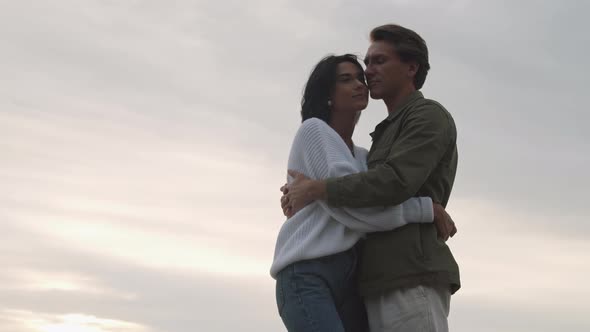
[433,203,457,241]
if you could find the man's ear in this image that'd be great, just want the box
[407,61,420,79]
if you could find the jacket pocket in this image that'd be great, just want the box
[360,225,425,281]
[419,224,441,262]
[408,225,425,261]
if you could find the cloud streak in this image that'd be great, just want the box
[1,0,588,331]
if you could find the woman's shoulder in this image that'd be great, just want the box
[354,145,369,154]
[295,117,338,143]
[299,117,331,132]
[353,145,369,160]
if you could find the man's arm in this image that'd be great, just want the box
[328,103,455,207]
[282,174,458,240]
[285,103,455,210]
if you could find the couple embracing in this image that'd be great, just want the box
[271,24,461,332]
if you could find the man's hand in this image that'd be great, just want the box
[433,203,457,241]
[280,184,293,218]
[279,170,326,217]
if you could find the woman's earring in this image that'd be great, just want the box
[328,100,332,107]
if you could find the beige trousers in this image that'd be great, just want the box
[364,285,451,332]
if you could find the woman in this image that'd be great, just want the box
[270,54,444,331]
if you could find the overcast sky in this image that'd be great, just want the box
[1,0,589,331]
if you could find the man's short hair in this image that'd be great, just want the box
[370,24,430,90]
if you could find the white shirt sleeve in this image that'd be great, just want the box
[293,118,433,233]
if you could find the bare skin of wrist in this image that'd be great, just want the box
[311,179,327,201]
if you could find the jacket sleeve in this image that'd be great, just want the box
[296,118,433,232]
[325,103,455,208]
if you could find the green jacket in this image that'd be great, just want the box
[326,91,460,295]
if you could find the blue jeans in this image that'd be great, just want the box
[275,245,368,332]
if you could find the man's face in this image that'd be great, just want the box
[364,41,414,100]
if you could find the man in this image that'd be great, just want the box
[282,24,460,331]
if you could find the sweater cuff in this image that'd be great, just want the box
[325,177,343,207]
[419,197,434,223]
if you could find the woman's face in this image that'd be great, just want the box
[330,62,368,115]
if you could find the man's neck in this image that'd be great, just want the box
[329,112,356,151]
[384,85,416,116]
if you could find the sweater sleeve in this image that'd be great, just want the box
[294,118,433,232]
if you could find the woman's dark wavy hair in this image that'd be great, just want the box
[301,54,365,123]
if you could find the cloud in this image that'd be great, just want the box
[0,224,281,332]
[0,310,154,332]
[1,0,589,331]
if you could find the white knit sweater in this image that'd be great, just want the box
[270,118,434,278]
